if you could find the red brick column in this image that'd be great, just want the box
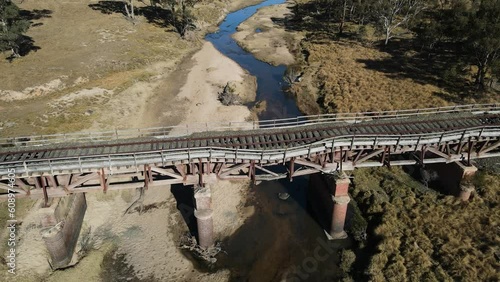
[193,186,214,249]
[458,162,477,201]
[330,175,350,239]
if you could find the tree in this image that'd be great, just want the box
[161,0,197,37]
[465,0,500,88]
[418,0,500,89]
[0,0,30,58]
[123,0,135,20]
[316,0,356,35]
[376,0,426,45]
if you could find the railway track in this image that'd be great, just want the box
[1,111,499,165]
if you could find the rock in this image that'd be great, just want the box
[278,192,290,201]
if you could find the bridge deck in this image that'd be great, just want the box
[1,111,498,164]
[1,104,500,199]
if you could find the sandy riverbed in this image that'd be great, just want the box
[232,2,303,66]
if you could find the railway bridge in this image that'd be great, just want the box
[1,104,499,266]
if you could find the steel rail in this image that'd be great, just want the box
[1,125,499,177]
[1,111,498,159]
[0,103,498,148]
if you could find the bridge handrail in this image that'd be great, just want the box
[0,103,498,148]
[1,125,499,172]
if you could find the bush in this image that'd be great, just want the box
[356,25,377,44]
[339,249,356,274]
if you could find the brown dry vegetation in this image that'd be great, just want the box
[291,40,448,113]
[286,0,498,114]
[279,1,500,280]
[349,167,499,281]
[290,37,500,114]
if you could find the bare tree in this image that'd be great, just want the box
[377,0,426,45]
[338,0,350,35]
[123,0,135,20]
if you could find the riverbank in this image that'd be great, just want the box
[0,0,262,136]
[232,2,303,66]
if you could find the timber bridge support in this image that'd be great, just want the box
[1,104,499,265]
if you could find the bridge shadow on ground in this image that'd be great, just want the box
[210,177,345,281]
[170,184,198,236]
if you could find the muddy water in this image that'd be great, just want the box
[204,1,343,281]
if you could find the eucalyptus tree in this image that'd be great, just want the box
[376,0,427,45]
[0,0,30,58]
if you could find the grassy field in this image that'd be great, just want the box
[348,167,499,281]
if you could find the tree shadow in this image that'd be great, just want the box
[89,1,174,29]
[3,9,50,61]
[356,38,478,102]
[20,9,53,21]
[271,1,351,44]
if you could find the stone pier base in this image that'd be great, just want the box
[194,185,214,248]
[329,175,351,239]
[459,184,475,201]
[430,161,477,201]
[42,193,87,269]
[194,209,214,249]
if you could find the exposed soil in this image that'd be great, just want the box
[232,2,302,66]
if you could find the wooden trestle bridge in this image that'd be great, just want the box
[1,104,500,202]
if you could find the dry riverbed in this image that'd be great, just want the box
[232,2,303,66]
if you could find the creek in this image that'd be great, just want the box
[202,1,343,281]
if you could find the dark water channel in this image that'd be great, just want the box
[205,0,301,120]
[201,1,343,281]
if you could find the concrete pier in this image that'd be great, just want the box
[193,185,214,248]
[194,209,214,249]
[194,185,212,210]
[329,175,351,239]
[42,193,87,269]
[430,161,477,201]
[459,183,475,201]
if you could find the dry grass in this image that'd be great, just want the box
[285,1,499,280]
[0,0,251,138]
[350,167,500,281]
[291,40,453,113]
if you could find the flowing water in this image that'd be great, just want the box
[201,1,344,281]
[206,0,301,120]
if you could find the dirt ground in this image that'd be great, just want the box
[0,0,263,281]
[232,2,302,66]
